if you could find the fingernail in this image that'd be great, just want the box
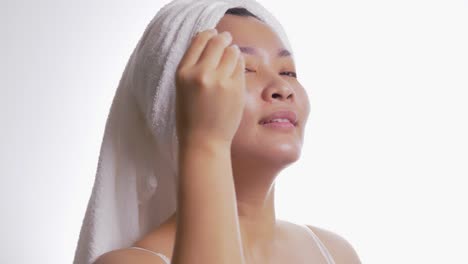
[222,31,232,42]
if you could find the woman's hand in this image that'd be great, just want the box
[175,28,246,147]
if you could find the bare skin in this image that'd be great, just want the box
[95,14,361,264]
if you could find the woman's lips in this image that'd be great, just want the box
[259,110,298,126]
[260,120,296,130]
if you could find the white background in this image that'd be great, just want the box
[1,0,467,263]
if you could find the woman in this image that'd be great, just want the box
[73,1,361,264]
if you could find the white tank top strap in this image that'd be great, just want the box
[302,224,337,264]
[128,246,171,264]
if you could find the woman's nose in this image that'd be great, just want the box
[261,77,295,103]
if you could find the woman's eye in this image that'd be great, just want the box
[280,71,297,78]
[244,68,297,78]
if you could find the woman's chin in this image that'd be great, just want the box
[265,143,302,164]
[232,141,302,168]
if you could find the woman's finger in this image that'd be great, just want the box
[178,28,218,69]
[217,44,240,78]
[197,31,232,70]
[231,53,245,80]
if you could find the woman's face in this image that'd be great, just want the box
[215,14,310,169]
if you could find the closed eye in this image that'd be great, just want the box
[280,71,297,78]
[245,68,297,78]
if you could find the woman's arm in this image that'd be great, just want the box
[171,28,246,264]
[172,140,244,264]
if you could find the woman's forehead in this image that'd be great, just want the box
[215,15,292,60]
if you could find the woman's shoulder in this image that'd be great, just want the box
[305,224,361,264]
[94,220,175,264]
[93,247,168,264]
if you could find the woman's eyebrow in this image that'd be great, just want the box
[239,46,292,57]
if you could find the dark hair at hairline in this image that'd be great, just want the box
[225,7,264,22]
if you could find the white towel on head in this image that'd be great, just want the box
[73,1,294,263]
